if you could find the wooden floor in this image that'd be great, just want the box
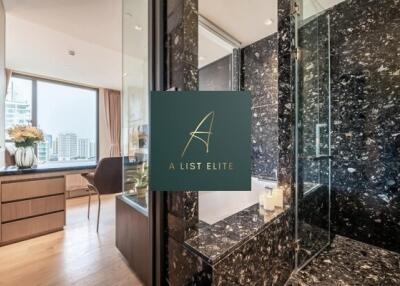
[0,194,143,286]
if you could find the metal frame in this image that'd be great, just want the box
[86,183,101,233]
[149,0,165,285]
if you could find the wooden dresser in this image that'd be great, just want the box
[0,163,96,246]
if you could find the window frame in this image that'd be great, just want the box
[6,73,100,163]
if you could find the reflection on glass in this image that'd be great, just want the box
[196,3,283,230]
[122,0,149,209]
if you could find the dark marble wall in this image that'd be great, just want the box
[326,0,400,252]
[164,0,204,284]
[242,34,279,180]
[212,210,294,285]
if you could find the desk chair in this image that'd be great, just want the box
[82,157,122,232]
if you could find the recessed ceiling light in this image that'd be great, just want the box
[123,73,128,77]
[264,19,273,26]
[134,25,143,31]
[199,56,205,61]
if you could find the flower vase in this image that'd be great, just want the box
[15,146,35,169]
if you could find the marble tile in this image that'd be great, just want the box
[186,204,285,264]
[212,210,294,285]
[326,0,400,252]
[288,235,400,286]
[277,0,296,207]
[242,34,279,180]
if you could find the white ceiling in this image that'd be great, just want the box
[199,0,278,48]
[198,0,345,65]
[3,0,346,88]
[199,0,345,48]
[3,0,149,90]
[3,0,122,52]
[6,14,123,90]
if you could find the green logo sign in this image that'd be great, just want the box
[150,91,251,191]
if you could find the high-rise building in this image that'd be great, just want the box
[89,142,96,159]
[58,133,78,160]
[37,134,53,162]
[52,138,58,155]
[5,101,31,128]
[78,138,90,159]
[5,79,32,131]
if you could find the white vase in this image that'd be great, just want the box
[15,146,35,168]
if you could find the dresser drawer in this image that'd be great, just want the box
[2,194,65,222]
[2,211,64,243]
[1,177,65,202]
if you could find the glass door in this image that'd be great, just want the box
[294,0,331,269]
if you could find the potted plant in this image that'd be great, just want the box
[8,125,44,169]
[134,164,148,197]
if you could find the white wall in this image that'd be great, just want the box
[0,2,5,168]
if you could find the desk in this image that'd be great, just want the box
[0,162,96,245]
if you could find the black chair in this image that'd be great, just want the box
[82,157,122,232]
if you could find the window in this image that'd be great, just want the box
[5,75,98,164]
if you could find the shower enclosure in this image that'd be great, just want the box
[158,0,337,283]
[294,0,332,270]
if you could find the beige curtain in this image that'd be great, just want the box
[103,89,121,157]
[5,69,12,90]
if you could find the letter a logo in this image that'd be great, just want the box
[181,111,215,158]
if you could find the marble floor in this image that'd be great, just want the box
[288,235,400,286]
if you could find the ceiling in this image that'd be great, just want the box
[198,0,345,65]
[199,0,345,48]
[3,0,122,52]
[3,0,346,88]
[3,0,149,90]
[199,0,278,48]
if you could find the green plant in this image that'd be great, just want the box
[134,165,148,189]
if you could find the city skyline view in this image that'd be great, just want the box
[6,76,98,163]
[38,132,96,163]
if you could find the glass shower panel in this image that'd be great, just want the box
[295,0,331,269]
[122,0,149,208]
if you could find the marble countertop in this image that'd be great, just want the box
[185,203,286,264]
[0,161,97,176]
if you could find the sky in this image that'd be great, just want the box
[36,80,97,142]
